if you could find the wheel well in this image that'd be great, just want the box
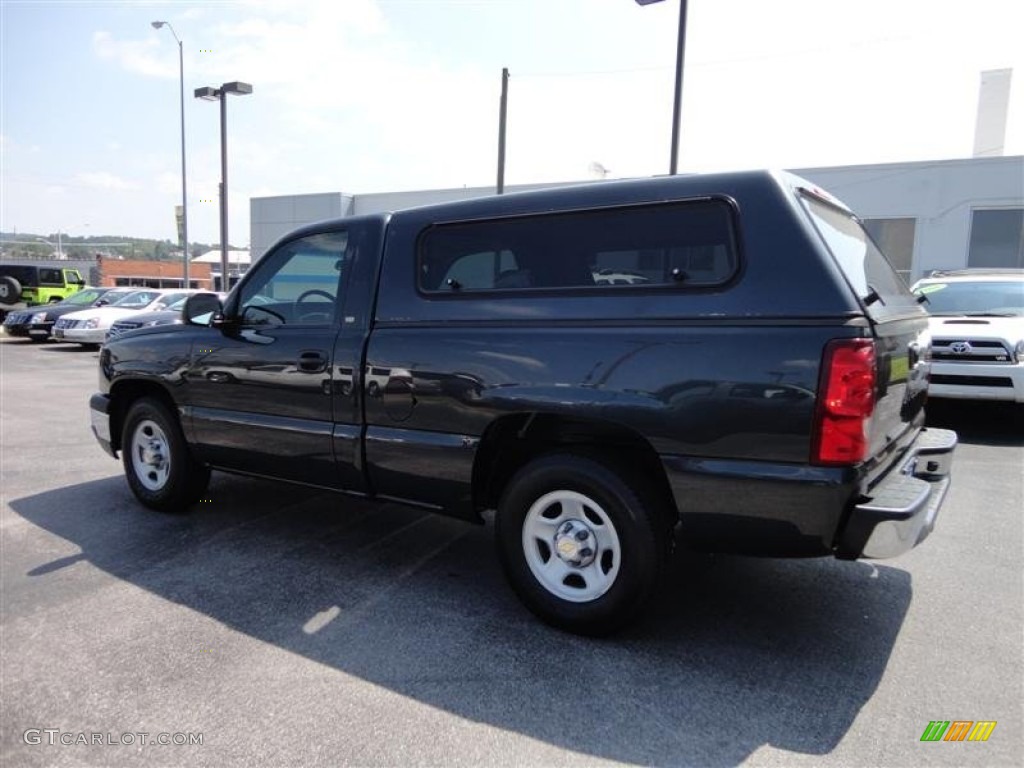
[472,413,677,524]
[108,380,178,454]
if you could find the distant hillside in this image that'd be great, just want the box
[0,232,227,261]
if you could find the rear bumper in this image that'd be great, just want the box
[659,427,957,560]
[835,427,957,559]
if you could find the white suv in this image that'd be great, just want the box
[912,270,1024,403]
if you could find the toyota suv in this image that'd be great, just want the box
[912,269,1024,403]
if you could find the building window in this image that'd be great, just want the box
[968,208,1024,268]
[863,218,916,283]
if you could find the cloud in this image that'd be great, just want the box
[180,8,209,22]
[155,172,180,196]
[0,134,42,156]
[73,172,140,191]
[146,1,501,196]
[92,30,174,79]
[80,0,1023,242]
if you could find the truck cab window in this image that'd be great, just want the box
[238,232,348,326]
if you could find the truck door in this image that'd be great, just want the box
[185,228,356,488]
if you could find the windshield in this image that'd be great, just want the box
[64,289,106,306]
[110,290,161,309]
[914,280,1024,316]
[151,292,192,310]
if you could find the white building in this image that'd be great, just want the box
[251,156,1023,282]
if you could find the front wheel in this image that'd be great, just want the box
[121,397,210,513]
[496,454,668,635]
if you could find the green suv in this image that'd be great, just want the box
[0,264,86,317]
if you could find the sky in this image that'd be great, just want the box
[1,0,1022,247]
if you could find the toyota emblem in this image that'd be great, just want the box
[950,341,972,354]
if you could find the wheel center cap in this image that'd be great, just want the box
[554,520,596,567]
[142,443,163,467]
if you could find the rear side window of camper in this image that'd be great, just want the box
[419,199,740,294]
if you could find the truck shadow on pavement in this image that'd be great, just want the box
[37,343,98,354]
[925,400,1023,447]
[10,474,910,766]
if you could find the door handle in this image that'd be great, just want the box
[298,350,328,373]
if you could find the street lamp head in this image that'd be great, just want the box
[221,81,253,96]
[195,83,253,100]
[634,0,665,5]
[151,20,181,44]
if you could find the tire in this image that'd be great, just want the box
[121,397,210,513]
[0,276,22,308]
[48,296,62,304]
[495,453,667,636]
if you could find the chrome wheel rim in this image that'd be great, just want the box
[521,490,621,603]
[131,419,171,492]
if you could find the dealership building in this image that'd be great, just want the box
[251,155,1023,283]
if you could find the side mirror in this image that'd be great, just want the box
[95,299,110,307]
[183,292,223,327]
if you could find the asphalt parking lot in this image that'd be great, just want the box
[1,335,1021,767]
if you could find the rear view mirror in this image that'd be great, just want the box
[183,292,223,326]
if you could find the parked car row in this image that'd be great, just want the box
[3,287,132,341]
[3,288,205,346]
[3,269,1020,406]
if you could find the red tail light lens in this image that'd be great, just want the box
[812,339,876,466]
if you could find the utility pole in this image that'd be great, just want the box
[669,0,688,174]
[497,68,509,194]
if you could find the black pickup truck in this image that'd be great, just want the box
[90,171,957,634]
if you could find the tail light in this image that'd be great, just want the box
[812,339,876,466]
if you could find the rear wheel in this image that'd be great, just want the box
[121,397,210,513]
[0,276,22,309]
[495,453,667,635]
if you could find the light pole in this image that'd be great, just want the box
[635,0,688,175]
[194,82,253,291]
[151,21,191,287]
